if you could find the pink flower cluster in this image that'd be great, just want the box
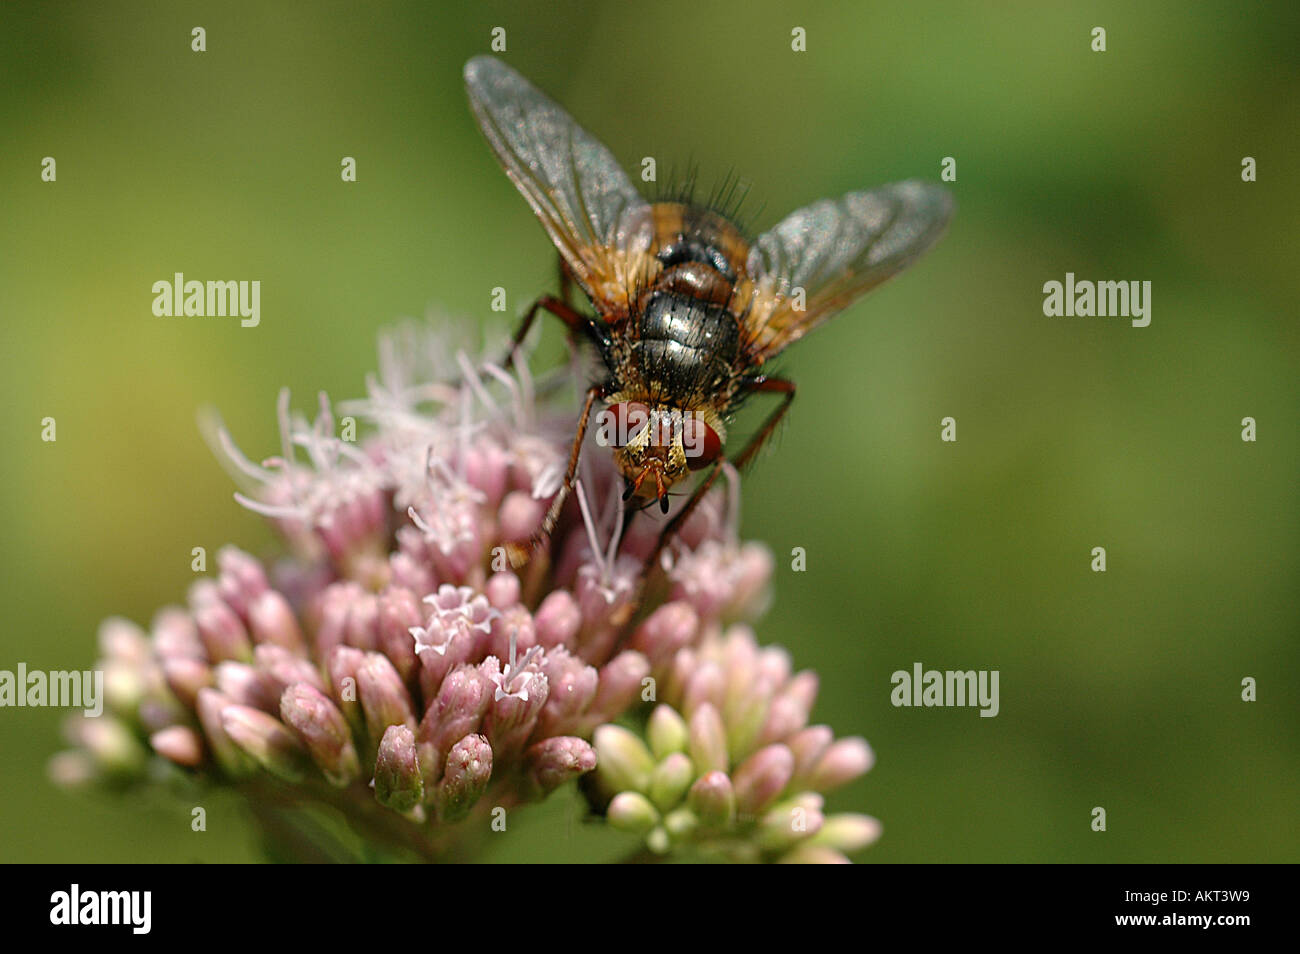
[51,321,874,862]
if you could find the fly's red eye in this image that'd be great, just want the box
[682,414,722,470]
[603,401,650,448]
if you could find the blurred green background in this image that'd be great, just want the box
[1,0,1296,863]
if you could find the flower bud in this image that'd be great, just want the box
[586,651,650,728]
[533,590,581,650]
[687,770,736,828]
[280,682,361,786]
[435,733,492,822]
[646,704,689,760]
[70,715,147,776]
[247,589,305,652]
[357,651,417,744]
[194,601,253,663]
[327,645,366,732]
[498,490,545,542]
[418,665,491,786]
[787,725,834,784]
[757,797,825,852]
[151,606,204,661]
[630,601,698,666]
[97,617,150,664]
[101,659,146,720]
[756,693,808,748]
[731,744,794,816]
[778,844,851,864]
[377,586,423,684]
[809,813,882,853]
[593,724,655,794]
[344,589,380,652]
[682,661,725,718]
[725,543,774,619]
[687,703,729,776]
[484,571,520,609]
[255,644,326,696]
[533,649,598,738]
[607,791,658,834]
[805,737,873,792]
[195,688,255,776]
[374,724,424,813]
[161,657,213,709]
[216,546,269,617]
[220,704,309,781]
[524,736,597,796]
[48,750,96,788]
[648,752,694,813]
[215,661,279,712]
[662,806,698,841]
[151,726,204,767]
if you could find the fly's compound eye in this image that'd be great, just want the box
[682,413,722,470]
[600,401,651,448]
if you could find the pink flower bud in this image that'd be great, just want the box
[688,703,729,775]
[435,733,492,822]
[151,726,204,767]
[220,704,309,781]
[357,651,416,744]
[247,589,304,652]
[194,601,252,663]
[732,744,794,816]
[524,736,596,796]
[280,682,361,786]
[533,590,581,650]
[805,737,874,792]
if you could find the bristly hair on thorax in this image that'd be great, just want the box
[616,163,761,357]
[652,162,761,236]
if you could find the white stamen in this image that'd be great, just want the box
[573,478,607,580]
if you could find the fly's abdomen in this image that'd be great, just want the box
[633,290,740,401]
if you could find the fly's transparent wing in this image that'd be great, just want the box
[742,180,953,362]
[464,56,653,311]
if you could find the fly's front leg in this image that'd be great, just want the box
[506,383,605,567]
[504,294,587,372]
[639,460,725,578]
[558,257,578,309]
[504,256,586,370]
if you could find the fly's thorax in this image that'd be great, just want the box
[649,203,752,284]
[625,287,742,405]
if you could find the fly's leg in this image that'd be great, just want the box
[729,375,797,470]
[506,383,605,567]
[613,376,798,635]
[504,294,588,372]
[644,375,796,572]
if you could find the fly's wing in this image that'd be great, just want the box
[464,56,654,314]
[741,180,953,363]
